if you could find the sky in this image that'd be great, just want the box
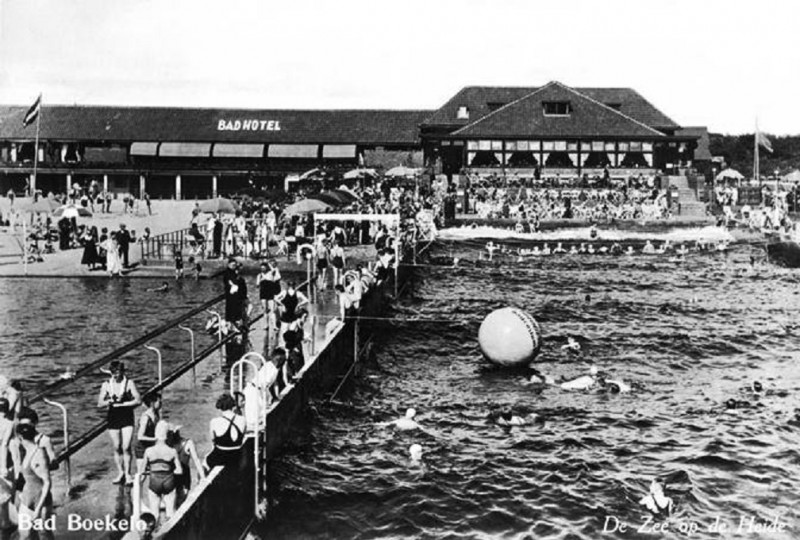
[1,0,798,135]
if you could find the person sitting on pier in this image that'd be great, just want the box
[167,425,205,500]
[135,393,161,471]
[98,361,141,485]
[141,420,182,520]
[205,394,246,472]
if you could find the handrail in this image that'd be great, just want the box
[42,398,71,488]
[178,325,196,384]
[144,345,163,385]
[29,293,225,404]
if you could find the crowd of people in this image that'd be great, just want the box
[457,173,670,223]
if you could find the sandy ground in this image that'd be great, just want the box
[0,198,207,276]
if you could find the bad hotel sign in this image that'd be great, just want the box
[217,119,281,131]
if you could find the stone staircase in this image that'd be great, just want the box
[667,175,707,217]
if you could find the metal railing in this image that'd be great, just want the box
[140,227,196,263]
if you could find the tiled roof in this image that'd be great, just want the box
[0,106,432,145]
[451,82,666,139]
[675,127,711,160]
[423,84,678,129]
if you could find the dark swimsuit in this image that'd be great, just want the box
[105,379,135,430]
[259,272,281,301]
[135,411,157,459]
[174,440,191,491]
[206,415,243,469]
[147,457,176,496]
[280,292,299,324]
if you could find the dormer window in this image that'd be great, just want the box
[543,101,571,116]
[456,106,470,120]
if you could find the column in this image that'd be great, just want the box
[29,173,35,196]
[212,175,218,198]
[175,175,182,200]
[139,175,146,197]
[103,174,109,193]
[66,174,72,197]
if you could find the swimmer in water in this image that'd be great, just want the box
[553,242,567,254]
[639,480,673,515]
[147,282,169,293]
[561,336,581,353]
[541,243,551,256]
[491,409,539,427]
[642,240,656,254]
[486,242,497,261]
[559,366,599,390]
[379,408,421,431]
[409,443,423,464]
[625,245,635,256]
[569,245,579,255]
[586,244,596,255]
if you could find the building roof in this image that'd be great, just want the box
[450,82,666,140]
[423,83,679,130]
[675,127,711,160]
[0,106,432,145]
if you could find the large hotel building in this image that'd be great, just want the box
[0,81,709,198]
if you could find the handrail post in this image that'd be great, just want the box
[178,325,196,385]
[228,355,265,518]
[42,398,70,489]
[144,345,162,385]
[207,309,224,368]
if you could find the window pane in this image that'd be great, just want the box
[467,141,478,150]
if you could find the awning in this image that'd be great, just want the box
[130,142,159,156]
[268,144,318,158]
[322,145,356,158]
[159,142,211,157]
[212,144,264,158]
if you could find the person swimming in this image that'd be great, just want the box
[381,408,421,431]
[639,480,673,515]
[561,336,581,353]
[553,242,567,254]
[559,367,599,390]
[409,443,423,464]
[491,409,539,427]
[147,282,169,293]
[642,240,656,254]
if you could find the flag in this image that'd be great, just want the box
[756,130,773,153]
[22,94,42,127]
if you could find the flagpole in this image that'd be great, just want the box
[32,94,42,198]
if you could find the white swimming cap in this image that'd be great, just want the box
[409,444,423,460]
[406,408,416,418]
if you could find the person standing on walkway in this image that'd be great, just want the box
[118,223,131,268]
[98,361,141,485]
[223,259,248,323]
[213,214,224,258]
[14,423,52,540]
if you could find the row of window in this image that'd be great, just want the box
[459,140,654,152]
[466,150,654,168]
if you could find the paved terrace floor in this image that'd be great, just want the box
[11,248,374,540]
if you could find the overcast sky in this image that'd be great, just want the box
[1,0,798,135]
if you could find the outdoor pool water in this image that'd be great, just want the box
[262,239,800,539]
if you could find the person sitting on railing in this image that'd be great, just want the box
[204,394,246,472]
[141,420,182,520]
[98,361,141,485]
[167,425,204,501]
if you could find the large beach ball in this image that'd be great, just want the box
[478,307,542,367]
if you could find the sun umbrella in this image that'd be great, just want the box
[283,199,333,216]
[343,168,378,180]
[53,205,92,218]
[385,166,418,178]
[308,193,343,206]
[20,198,61,213]
[331,189,360,203]
[198,197,240,214]
[715,168,744,182]
[299,168,326,181]
[782,169,800,182]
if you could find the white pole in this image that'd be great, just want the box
[23,220,28,276]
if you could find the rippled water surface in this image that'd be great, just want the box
[265,240,800,539]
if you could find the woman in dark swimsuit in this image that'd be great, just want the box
[135,393,161,468]
[205,394,246,472]
[256,262,282,329]
[142,421,182,519]
[97,361,141,485]
[168,425,205,500]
